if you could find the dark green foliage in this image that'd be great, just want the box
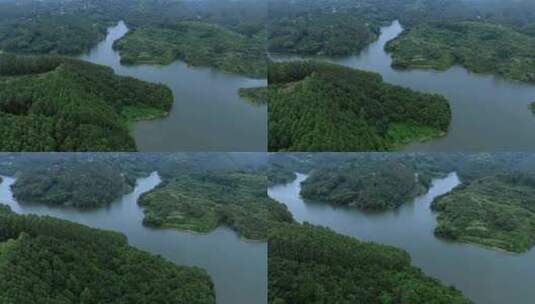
[0,203,10,214]
[0,54,172,151]
[114,21,267,77]
[0,152,270,211]
[269,222,472,304]
[268,61,451,151]
[269,151,535,186]
[239,87,268,105]
[0,152,269,182]
[386,21,535,83]
[138,170,292,240]
[530,101,535,114]
[269,152,535,253]
[300,158,430,211]
[0,53,62,76]
[0,0,136,55]
[0,207,215,304]
[0,0,268,69]
[399,0,535,30]
[431,173,535,253]
[268,10,378,56]
[11,160,130,208]
[267,153,325,186]
[267,163,297,187]
[267,0,418,56]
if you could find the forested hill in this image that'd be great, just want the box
[0,152,269,207]
[0,0,267,63]
[0,0,134,55]
[268,152,535,253]
[269,222,473,304]
[138,170,293,240]
[267,0,414,56]
[268,152,535,188]
[386,21,535,83]
[11,160,132,208]
[382,0,535,83]
[300,159,432,211]
[113,21,267,77]
[0,54,172,151]
[431,173,535,253]
[268,61,451,151]
[0,206,215,303]
[0,0,185,55]
[267,152,365,186]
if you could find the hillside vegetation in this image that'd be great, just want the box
[268,10,379,56]
[267,0,419,56]
[386,21,535,83]
[0,0,232,55]
[239,87,268,105]
[0,54,172,151]
[0,0,126,55]
[300,158,432,210]
[268,61,451,151]
[269,222,473,304]
[114,21,267,77]
[431,173,535,253]
[138,171,293,240]
[0,206,215,304]
[11,160,132,208]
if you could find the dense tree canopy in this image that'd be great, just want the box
[0,206,215,304]
[300,159,431,210]
[268,152,535,254]
[0,152,269,205]
[267,0,418,56]
[11,159,132,208]
[138,170,293,240]
[386,21,535,83]
[268,61,451,151]
[0,0,267,77]
[269,222,472,304]
[432,172,535,253]
[239,87,268,105]
[114,21,266,77]
[0,0,136,55]
[0,54,172,151]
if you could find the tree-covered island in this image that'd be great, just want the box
[267,61,451,151]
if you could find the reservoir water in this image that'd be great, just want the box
[79,21,266,151]
[0,173,267,304]
[268,173,535,304]
[273,21,535,151]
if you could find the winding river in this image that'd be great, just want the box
[79,21,266,151]
[0,173,267,304]
[273,20,535,151]
[268,173,535,304]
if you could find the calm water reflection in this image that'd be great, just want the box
[0,173,267,304]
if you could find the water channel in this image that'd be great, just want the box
[0,173,267,304]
